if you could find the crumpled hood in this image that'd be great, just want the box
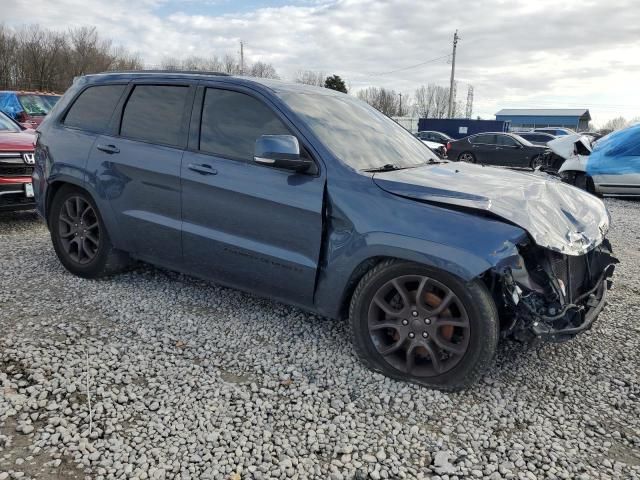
[373,162,610,256]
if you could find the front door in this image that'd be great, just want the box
[181,85,325,306]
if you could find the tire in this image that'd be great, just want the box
[349,259,499,391]
[530,155,544,170]
[457,152,476,163]
[49,185,129,278]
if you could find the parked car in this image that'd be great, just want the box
[0,111,36,211]
[533,127,576,136]
[555,124,640,196]
[34,72,617,390]
[517,131,556,146]
[0,90,61,128]
[416,130,452,144]
[417,138,447,159]
[447,132,550,169]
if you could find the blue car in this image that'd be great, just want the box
[33,72,617,390]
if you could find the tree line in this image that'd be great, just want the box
[1,23,468,121]
[0,25,142,92]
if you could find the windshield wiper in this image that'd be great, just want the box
[362,164,408,173]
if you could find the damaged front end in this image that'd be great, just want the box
[496,239,618,343]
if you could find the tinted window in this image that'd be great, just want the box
[200,89,290,161]
[64,85,126,132]
[471,134,496,144]
[497,135,518,147]
[120,85,188,146]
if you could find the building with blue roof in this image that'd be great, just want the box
[495,108,591,132]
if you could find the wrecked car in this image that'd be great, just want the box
[554,124,640,196]
[33,72,617,390]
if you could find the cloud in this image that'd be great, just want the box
[3,0,640,124]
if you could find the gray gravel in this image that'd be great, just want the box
[1,200,639,480]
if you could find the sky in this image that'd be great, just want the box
[3,0,640,126]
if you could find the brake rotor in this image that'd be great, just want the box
[424,292,455,340]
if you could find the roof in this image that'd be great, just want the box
[495,108,590,118]
[87,71,344,97]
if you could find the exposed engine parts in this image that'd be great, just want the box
[495,240,618,343]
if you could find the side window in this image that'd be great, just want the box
[498,135,518,147]
[64,85,126,132]
[472,134,496,144]
[120,85,189,146]
[200,88,290,161]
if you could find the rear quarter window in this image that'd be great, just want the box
[64,85,126,132]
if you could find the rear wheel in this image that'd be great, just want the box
[530,155,544,169]
[49,186,129,278]
[458,152,476,163]
[349,260,499,391]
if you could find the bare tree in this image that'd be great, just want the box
[295,70,325,87]
[601,117,629,131]
[0,24,141,92]
[357,87,403,116]
[248,61,279,79]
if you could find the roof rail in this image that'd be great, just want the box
[98,70,231,76]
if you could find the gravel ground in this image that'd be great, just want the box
[1,200,639,480]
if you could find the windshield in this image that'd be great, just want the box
[280,92,439,170]
[18,94,59,116]
[0,111,21,132]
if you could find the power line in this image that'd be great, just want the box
[372,53,451,77]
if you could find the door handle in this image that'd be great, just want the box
[188,163,217,175]
[96,144,120,154]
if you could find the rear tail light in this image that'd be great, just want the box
[446,142,451,151]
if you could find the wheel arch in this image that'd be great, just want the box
[314,232,503,320]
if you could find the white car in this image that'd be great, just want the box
[552,124,640,196]
[420,140,447,159]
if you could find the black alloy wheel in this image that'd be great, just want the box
[49,185,129,278]
[367,275,470,377]
[57,195,101,265]
[349,260,499,390]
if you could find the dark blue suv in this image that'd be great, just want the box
[33,71,617,390]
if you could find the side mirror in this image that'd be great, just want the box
[254,135,312,172]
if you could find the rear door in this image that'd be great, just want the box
[469,134,497,164]
[88,82,194,266]
[180,84,325,306]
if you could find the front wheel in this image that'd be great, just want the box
[49,186,129,278]
[349,260,499,391]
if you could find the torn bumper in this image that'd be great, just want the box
[500,240,618,343]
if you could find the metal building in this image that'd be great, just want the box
[495,108,591,131]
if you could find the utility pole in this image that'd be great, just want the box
[447,30,459,119]
[240,40,244,75]
[399,93,403,116]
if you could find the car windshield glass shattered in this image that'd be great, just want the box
[280,92,439,170]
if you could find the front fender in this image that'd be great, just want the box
[314,229,526,319]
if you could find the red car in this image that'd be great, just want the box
[0,111,36,211]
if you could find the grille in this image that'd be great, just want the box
[550,254,588,301]
[0,165,34,176]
